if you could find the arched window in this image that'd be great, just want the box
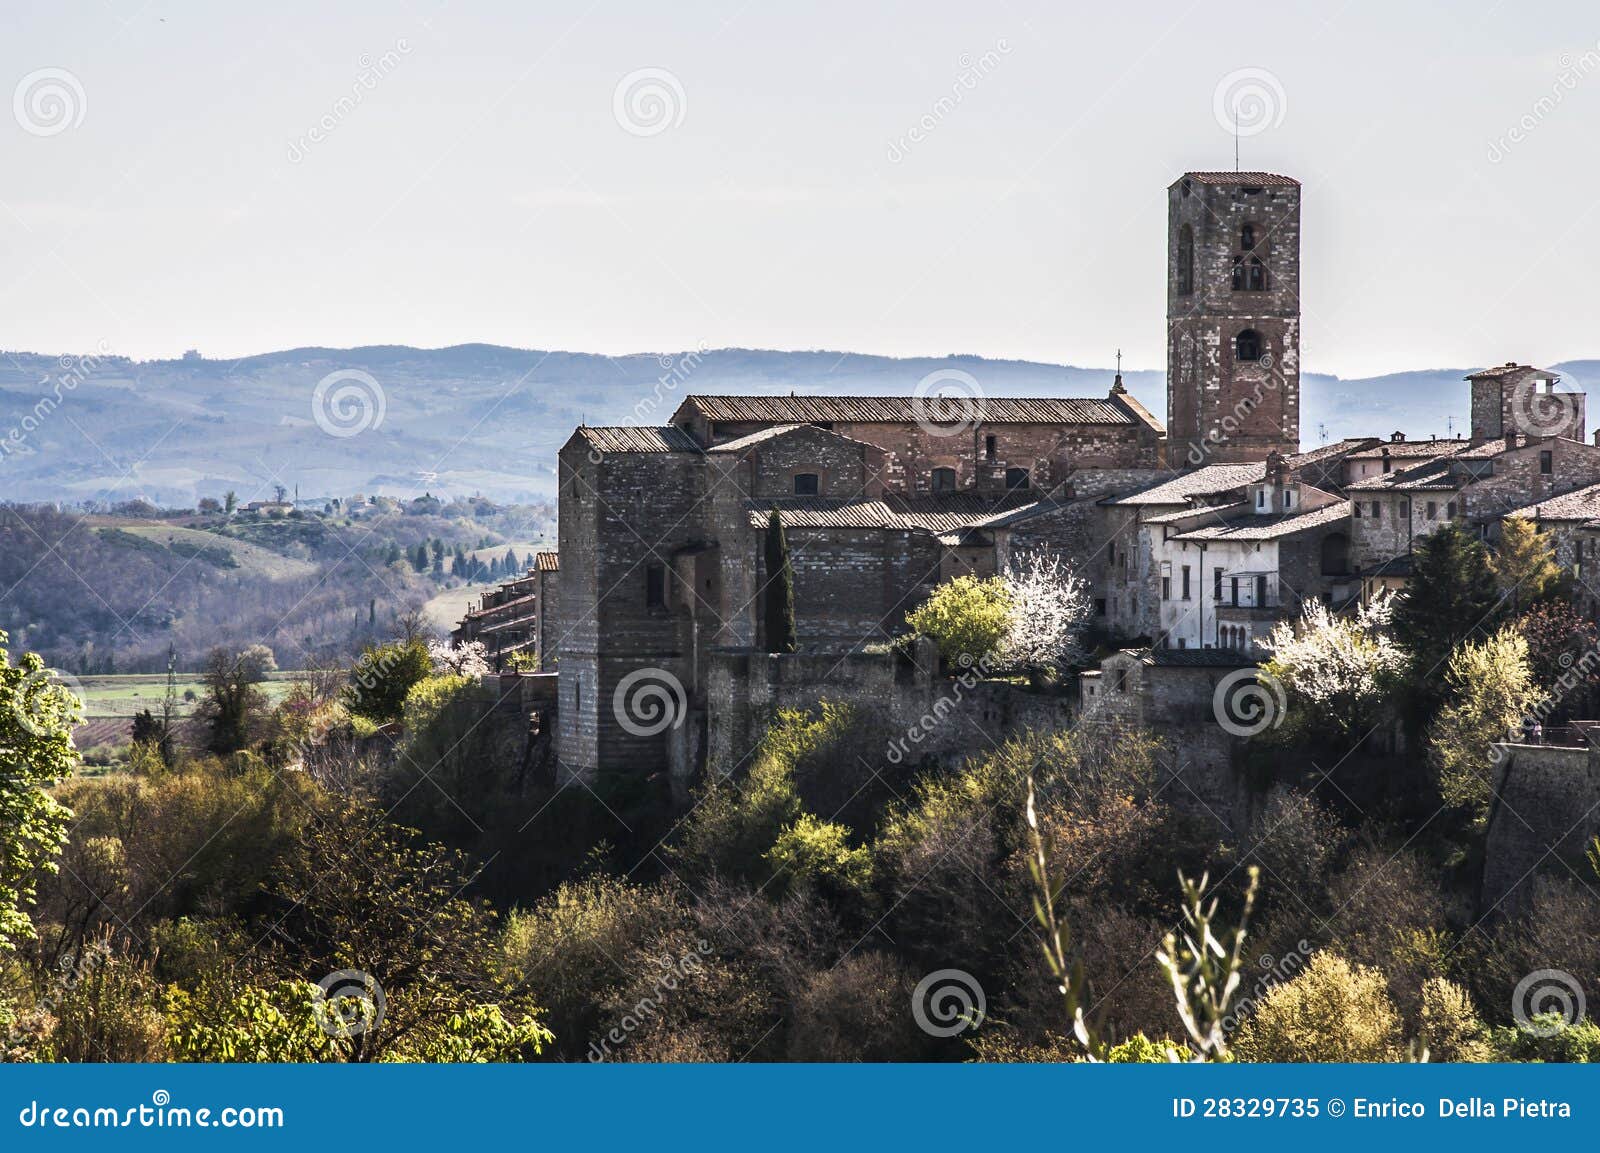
[931,467,957,493]
[1247,256,1266,291]
[793,472,820,496]
[1177,224,1194,295]
[1231,257,1244,291]
[1005,467,1030,490]
[1241,223,1256,250]
[1236,329,1263,362]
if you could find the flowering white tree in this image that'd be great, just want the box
[428,638,491,678]
[997,550,1091,674]
[1259,593,1405,739]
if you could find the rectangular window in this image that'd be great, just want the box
[1162,576,1171,599]
[1177,637,1187,649]
[1214,568,1223,601]
[1256,575,1268,605]
[1427,501,1436,519]
[645,563,666,608]
[984,434,997,461]
[1398,500,1410,519]
[1256,490,1266,509]
[1283,490,1292,509]
[1181,565,1192,600]
[1447,501,1457,518]
[1230,577,1240,606]
[793,472,820,496]
[1541,450,1554,474]
[1353,503,1362,518]
[1370,501,1379,518]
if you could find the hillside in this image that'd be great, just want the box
[5,344,1592,506]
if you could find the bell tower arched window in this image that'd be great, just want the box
[1236,329,1263,363]
[1241,223,1256,249]
[1247,256,1266,291]
[1177,224,1194,295]
[1231,257,1244,292]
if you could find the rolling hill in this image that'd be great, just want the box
[3,344,1596,507]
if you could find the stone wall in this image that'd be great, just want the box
[1483,742,1600,915]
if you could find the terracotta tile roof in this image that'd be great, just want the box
[534,551,559,572]
[1344,439,1467,459]
[1105,463,1267,506]
[1286,437,1382,465]
[572,425,702,454]
[1465,362,1559,380]
[676,393,1139,426]
[1346,460,1465,492]
[707,423,880,454]
[1179,172,1300,187]
[747,492,1044,534]
[1502,481,1600,522]
[1142,501,1249,525]
[1171,502,1349,542]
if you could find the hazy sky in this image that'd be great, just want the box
[3,0,1598,377]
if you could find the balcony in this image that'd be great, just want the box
[1213,570,1279,611]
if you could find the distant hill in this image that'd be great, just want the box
[4,344,1597,504]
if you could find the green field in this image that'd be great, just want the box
[75,671,302,719]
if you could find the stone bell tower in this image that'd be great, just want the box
[1167,171,1301,466]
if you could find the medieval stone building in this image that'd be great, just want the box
[477,166,1595,794]
[1167,172,1301,466]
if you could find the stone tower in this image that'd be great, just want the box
[1166,172,1301,466]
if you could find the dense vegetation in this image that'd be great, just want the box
[2,521,1598,1062]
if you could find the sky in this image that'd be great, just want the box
[2,0,1598,378]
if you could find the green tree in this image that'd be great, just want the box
[224,490,238,514]
[196,644,277,755]
[342,637,433,724]
[1429,625,1540,821]
[0,630,78,951]
[411,543,429,572]
[763,510,797,654]
[1491,516,1564,611]
[905,574,1014,667]
[1392,523,1503,712]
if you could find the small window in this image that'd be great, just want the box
[1213,568,1223,601]
[1426,501,1437,519]
[645,563,666,608]
[793,472,820,496]
[1370,501,1379,518]
[1005,467,1030,490]
[1162,576,1171,599]
[1241,223,1255,249]
[1236,329,1263,362]
[1177,637,1187,649]
[1256,489,1266,509]
[1540,450,1553,474]
[1282,489,1292,509]
[1398,500,1410,519]
[1181,565,1192,601]
[1447,501,1457,518]
[1231,258,1245,292]
[931,467,957,493]
[1247,257,1266,291]
[1177,224,1194,295]
[984,434,997,461]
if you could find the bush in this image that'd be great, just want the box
[766,815,872,903]
[1232,951,1402,1062]
[905,575,1014,667]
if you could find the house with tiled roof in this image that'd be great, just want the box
[452,550,560,671]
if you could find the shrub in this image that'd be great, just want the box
[766,815,872,903]
[1232,951,1402,1062]
[905,575,1014,667]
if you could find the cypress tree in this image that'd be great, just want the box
[763,509,797,654]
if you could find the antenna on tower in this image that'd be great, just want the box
[1234,110,1240,171]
